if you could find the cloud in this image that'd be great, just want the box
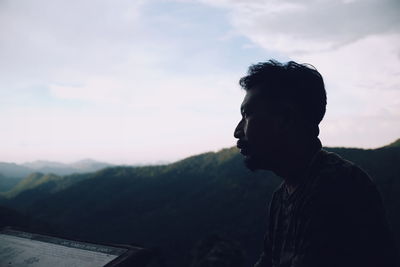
[0,0,146,86]
[1,0,399,163]
[0,0,249,163]
[198,0,400,53]
[1,71,242,164]
[321,109,400,148]
[196,0,400,147]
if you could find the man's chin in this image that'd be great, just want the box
[243,154,273,172]
[243,155,261,172]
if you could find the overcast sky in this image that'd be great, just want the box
[1,0,399,164]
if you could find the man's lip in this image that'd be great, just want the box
[236,141,249,155]
[236,140,246,149]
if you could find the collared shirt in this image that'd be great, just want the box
[255,149,398,267]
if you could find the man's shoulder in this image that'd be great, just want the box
[303,149,383,212]
[314,149,374,189]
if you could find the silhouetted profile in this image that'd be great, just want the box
[234,60,398,267]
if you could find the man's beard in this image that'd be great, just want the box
[243,155,262,172]
[243,153,274,172]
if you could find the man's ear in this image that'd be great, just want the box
[277,103,296,131]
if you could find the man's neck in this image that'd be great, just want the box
[275,138,322,194]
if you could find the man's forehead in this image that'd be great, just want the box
[241,89,268,111]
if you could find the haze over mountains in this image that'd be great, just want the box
[0,159,113,193]
[0,159,112,177]
[0,139,399,266]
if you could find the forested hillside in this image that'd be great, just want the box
[1,142,399,266]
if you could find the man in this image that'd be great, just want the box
[234,60,398,267]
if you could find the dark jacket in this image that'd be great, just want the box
[255,150,398,267]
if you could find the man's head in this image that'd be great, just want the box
[234,60,326,171]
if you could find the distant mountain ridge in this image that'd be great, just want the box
[0,162,33,178]
[3,173,62,199]
[0,159,113,193]
[0,139,399,266]
[386,138,400,148]
[0,159,112,178]
[21,159,113,175]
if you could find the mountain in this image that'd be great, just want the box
[0,159,113,193]
[0,171,97,210]
[0,205,29,229]
[69,159,112,172]
[1,141,399,266]
[21,159,113,176]
[386,138,400,148]
[22,160,69,170]
[0,163,33,192]
[0,174,24,193]
[4,173,62,199]
[0,162,33,178]
[1,148,280,266]
[0,159,112,196]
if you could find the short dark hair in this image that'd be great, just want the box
[239,59,327,125]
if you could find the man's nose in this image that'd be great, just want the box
[234,120,244,139]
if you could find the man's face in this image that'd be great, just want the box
[234,88,284,171]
